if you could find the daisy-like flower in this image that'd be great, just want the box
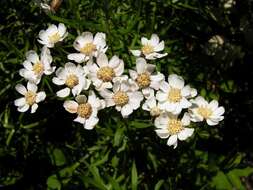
[88,53,124,91]
[52,62,91,98]
[99,79,143,118]
[19,46,55,84]
[14,82,46,113]
[129,58,164,98]
[142,97,162,117]
[130,34,167,60]
[156,74,197,114]
[63,91,105,130]
[68,32,107,63]
[38,23,68,48]
[189,96,225,126]
[155,113,194,148]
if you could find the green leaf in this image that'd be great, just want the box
[47,175,61,190]
[53,148,66,166]
[211,171,233,189]
[131,161,138,190]
[154,180,164,190]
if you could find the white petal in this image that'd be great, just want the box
[155,129,170,139]
[63,100,78,113]
[180,98,192,108]
[15,84,27,95]
[136,58,147,74]
[156,91,167,102]
[56,88,70,98]
[167,135,178,147]
[23,60,33,70]
[130,50,141,57]
[129,70,138,80]
[26,51,39,64]
[52,77,65,85]
[65,62,76,73]
[67,53,86,63]
[154,41,165,52]
[31,104,38,113]
[84,117,99,130]
[109,55,120,68]
[58,23,67,37]
[213,107,225,116]
[121,104,133,118]
[178,128,194,140]
[209,100,219,110]
[181,85,191,97]
[36,92,46,103]
[159,81,169,92]
[141,37,149,45]
[17,104,29,112]
[181,113,191,126]
[14,97,26,107]
[97,53,108,67]
[206,119,219,126]
[150,34,159,46]
[27,82,38,92]
[74,116,86,124]
[114,61,124,76]
[168,74,185,89]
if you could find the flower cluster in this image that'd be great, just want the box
[15,23,225,148]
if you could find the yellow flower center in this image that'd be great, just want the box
[141,44,154,55]
[168,88,182,103]
[168,119,183,135]
[49,32,61,43]
[150,107,160,117]
[136,72,151,88]
[97,66,115,82]
[25,91,36,106]
[80,42,96,55]
[32,62,44,75]
[197,106,212,119]
[77,103,92,118]
[65,74,79,88]
[113,91,129,106]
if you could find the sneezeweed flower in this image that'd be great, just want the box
[155,112,194,148]
[88,53,124,91]
[142,97,162,117]
[189,96,225,126]
[68,32,107,63]
[129,58,164,98]
[63,91,105,130]
[156,74,197,114]
[130,34,167,60]
[19,46,55,84]
[99,80,143,118]
[52,62,91,98]
[38,23,68,48]
[14,82,46,113]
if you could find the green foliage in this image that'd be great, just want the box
[1,0,253,189]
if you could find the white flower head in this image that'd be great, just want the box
[88,53,124,91]
[189,96,225,126]
[14,82,46,113]
[130,34,167,60]
[38,23,68,48]
[155,112,194,148]
[52,62,91,98]
[156,74,197,115]
[142,97,162,117]
[99,80,143,118]
[129,58,164,98]
[63,91,105,130]
[19,46,55,84]
[68,32,107,63]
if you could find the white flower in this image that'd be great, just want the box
[154,113,194,148]
[52,62,91,98]
[129,58,164,98]
[224,0,235,9]
[68,32,107,63]
[19,46,55,84]
[142,97,162,117]
[88,53,124,91]
[189,96,225,126]
[14,82,46,113]
[130,34,167,60]
[156,74,197,114]
[38,23,68,48]
[99,80,143,118]
[63,91,105,130]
